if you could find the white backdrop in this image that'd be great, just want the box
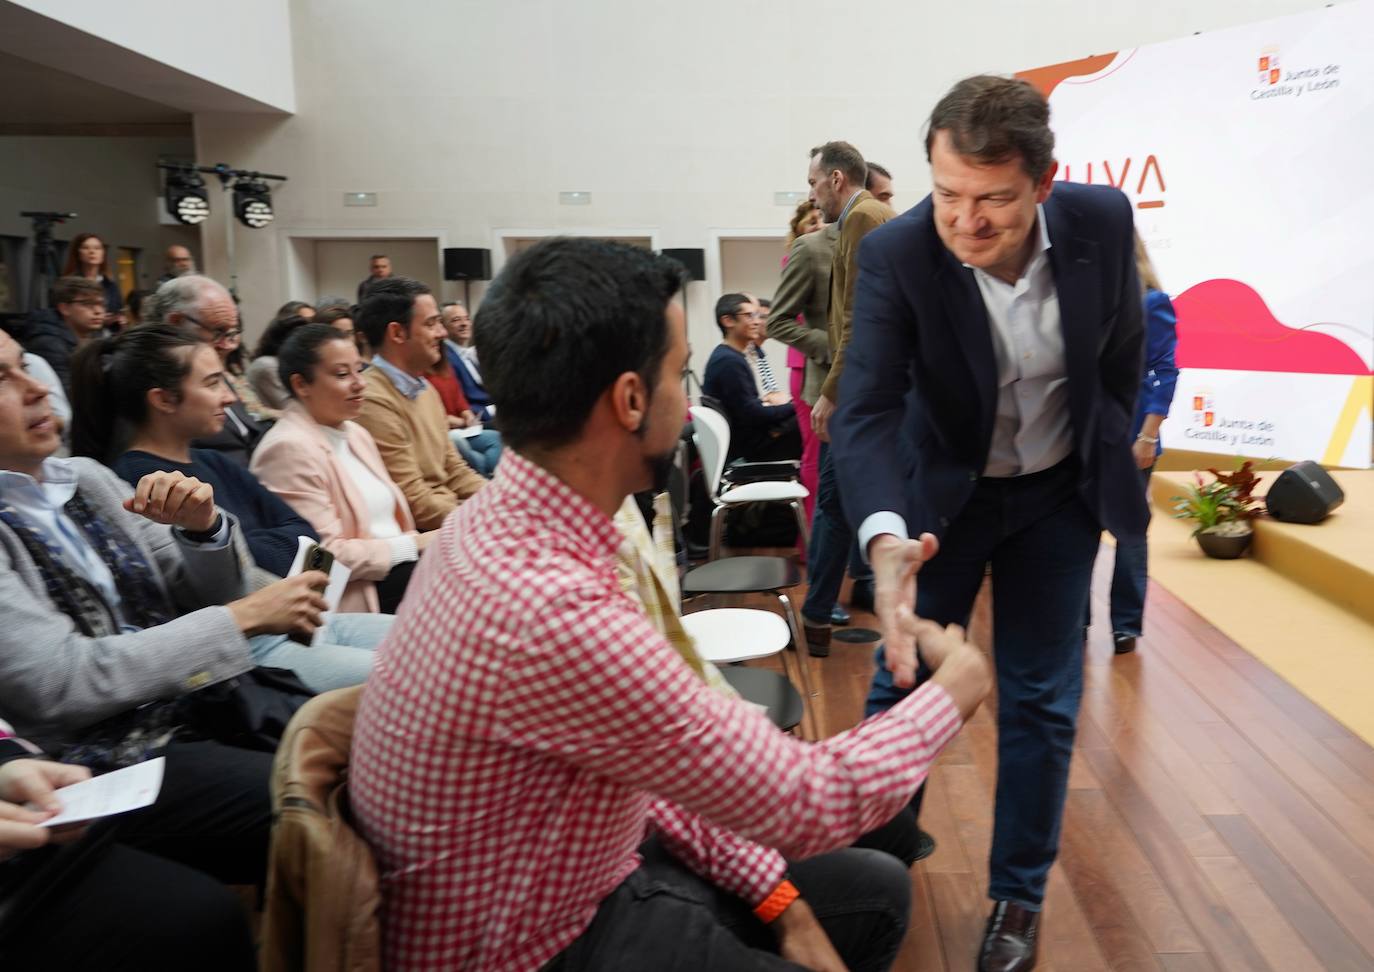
[1022,2,1374,466]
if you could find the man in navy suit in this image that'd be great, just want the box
[831,75,1147,972]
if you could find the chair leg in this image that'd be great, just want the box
[789,500,810,557]
[777,592,819,740]
[709,504,726,562]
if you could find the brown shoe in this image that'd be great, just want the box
[803,621,831,658]
[978,901,1039,972]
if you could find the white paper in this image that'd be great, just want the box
[37,757,165,828]
[454,424,485,439]
[286,536,353,647]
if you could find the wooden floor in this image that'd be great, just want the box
[740,545,1374,971]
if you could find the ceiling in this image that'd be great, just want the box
[0,50,191,133]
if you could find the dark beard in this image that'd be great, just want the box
[647,448,675,494]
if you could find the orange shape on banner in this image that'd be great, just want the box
[1204,412,1215,427]
[1260,56,1270,70]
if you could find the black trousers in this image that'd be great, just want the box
[545,829,913,972]
[1,842,255,970]
[376,559,418,615]
[101,738,275,887]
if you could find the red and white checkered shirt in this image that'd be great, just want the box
[349,450,963,971]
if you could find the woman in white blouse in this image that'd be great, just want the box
[251,324,437,613]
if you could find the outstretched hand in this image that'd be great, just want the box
[869,532,940,689]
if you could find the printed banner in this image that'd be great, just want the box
[1019,2,1374,467]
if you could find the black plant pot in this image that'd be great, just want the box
[1196,529,1253,559]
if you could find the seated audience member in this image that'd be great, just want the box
[61,233,123,317]
[746,295,789,405]
[0,329,335,888]
[702,292,802,461]
[0,733,255,971]
[219,321,279,422]
[252,325,435,614]
[246,313,311,412]
[427,345,503,477]
[125,288,154,327]
[441,300,494,421]
[145,276,267,464]
[349,239,990,971]
[274,299,316,322]
[17,276,105,394]
[353,277,485,530]
[22,352,69,444]
[315,303,356,337]
[66,326,391,691]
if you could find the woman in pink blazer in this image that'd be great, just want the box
[251,324,437,614]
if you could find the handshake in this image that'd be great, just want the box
[870,532,992,719]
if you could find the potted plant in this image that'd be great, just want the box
[1171,461,1265,559]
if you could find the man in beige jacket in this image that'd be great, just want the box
[354,277,485,531]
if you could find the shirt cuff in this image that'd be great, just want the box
[856,511,908,564]
[388,533,419,566]
[175,512,231,549]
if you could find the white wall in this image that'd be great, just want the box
[3,0,294,113]
[191,0,1341,371]
[312,239,441,307]
[0,135,201,306]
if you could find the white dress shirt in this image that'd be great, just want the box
[857,206,1071,555]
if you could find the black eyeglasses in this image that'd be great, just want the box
[181,312,242,343]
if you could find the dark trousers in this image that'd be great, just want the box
[1,842,255,970]
[865,460,1100,907]
[740,418,804,463]
[544,835,912,972]
[802,444,856,623]
[103,739,275,887]
[1086,464,1154,637]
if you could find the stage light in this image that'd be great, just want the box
[233,179,274,228]
[164,167,209,225]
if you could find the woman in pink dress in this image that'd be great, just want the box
[782,200,825,528]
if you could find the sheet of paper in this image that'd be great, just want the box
[37,757,165,828]
[455,424,485,439]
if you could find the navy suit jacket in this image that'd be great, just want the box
[443,343,494,422]
[831,181,1149,543]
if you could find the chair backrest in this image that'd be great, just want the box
[260,685,382,972]
[690,404,731,504]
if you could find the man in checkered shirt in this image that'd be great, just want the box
[349,238,991,971]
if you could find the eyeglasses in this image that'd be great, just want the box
[181,312,242,344]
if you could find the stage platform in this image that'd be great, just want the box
[1146,469,1374,743]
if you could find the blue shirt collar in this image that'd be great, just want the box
[371,354,427,401]
[0,457,78,509]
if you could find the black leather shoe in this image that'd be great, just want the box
[849,579,875,613]
[914,828,936,862]
[1113,634,1138,655]
[978,901,1039,972]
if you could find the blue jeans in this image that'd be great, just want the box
[1086,465,1153,637]
[249,612,394,693]
[801,444,855,624]
[450,429,503,478]
[865,460,1100,908]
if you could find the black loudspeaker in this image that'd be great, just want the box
[661,247,706,281]
[443,247,492,281]
[1265,460,1345,524]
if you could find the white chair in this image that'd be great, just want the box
[690,405,809,561]
[682,609,804,732]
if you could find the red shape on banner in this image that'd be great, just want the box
[1270,68,1281,83]
[1204,412,1215,426]
[1016,53,1119,98]
[1173,279,1371,376]
[1260,56,1270,71]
